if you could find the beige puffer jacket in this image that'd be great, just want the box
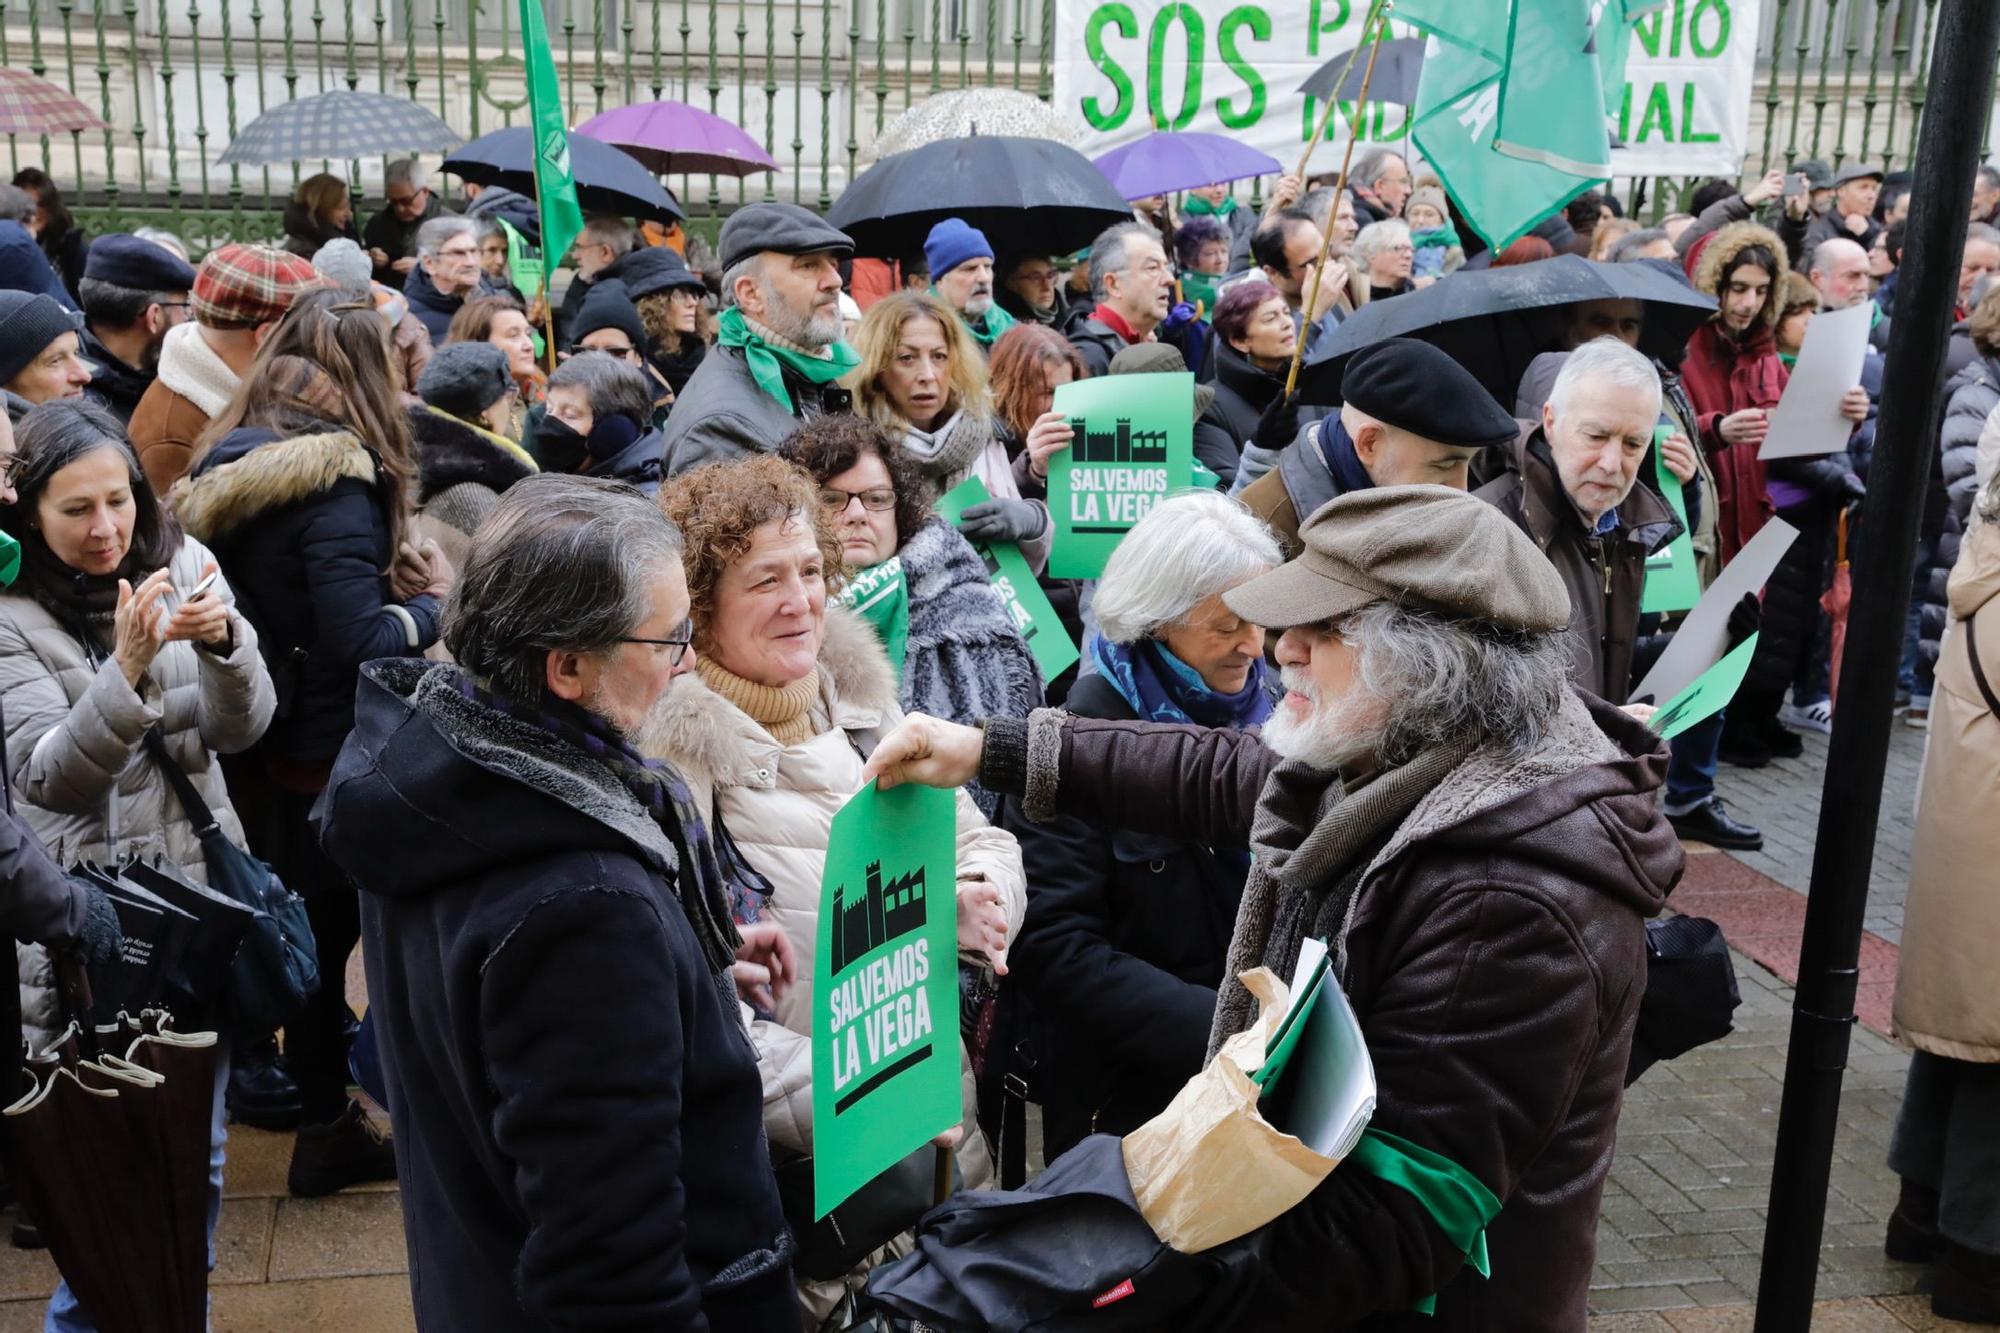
[645,604,1025,1137]
[0,537,275,1047]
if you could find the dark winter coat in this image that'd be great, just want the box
[464,186,541,244]
[320,658,798,1332]
[79,324,155,425]
[0,221,75,309]
[651,340,709,397]
[659,344,846,476]
[407,405,538,568]
[899,516,1043,817]
[1,765,98,1109]
[1477,429,1682,704]
[1066,317,1130,379]
[362,192,454,286]
[403,263,496,342]
[1920,350,2000,676]
[171,425,442,769]
[1006,673,1248,1158]
[588,423,668,495]
[1199,342,1331,495]
[280,200,360,259]
[979,691,1679,1331]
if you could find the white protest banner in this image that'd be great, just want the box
[1050,0,1760,184]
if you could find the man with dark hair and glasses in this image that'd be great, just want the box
[70,233,198,423]
[319,473,801,1332]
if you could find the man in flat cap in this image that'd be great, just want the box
[127,242,326,494]
[926,217,1014,352]
[660,201,857,475]
[1478,336,1681,707]
[1805,163,1884,256]
[76,233,199,424]
[861,484,1679,1331]
[1233,336,1523,558]
[0,291,91,422]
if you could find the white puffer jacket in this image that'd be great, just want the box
[0,537,275,1047]
[644,608,1026,1163]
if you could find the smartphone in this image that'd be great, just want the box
[170,570,220,611]
[1783,173,1806,201]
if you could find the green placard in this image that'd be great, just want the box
[1650,633,1758,740]
[936,476,1081,682]
[1047,373,1196,579]
[1642,426,1702,615]
[811,782,961,1218]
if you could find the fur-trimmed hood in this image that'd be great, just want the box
[638,606,898,795]
[170,426,379,543]
[1690,220,1788,330]
[408,404,537,503]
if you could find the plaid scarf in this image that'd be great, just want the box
[451,674,769,976]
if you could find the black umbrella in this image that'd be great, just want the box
[442,127,684,224]
[827,134,1134,260]
[1295,255,1718,408]
[1298,37,1428,105]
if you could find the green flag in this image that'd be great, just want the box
[520,0,584,292]
[1494,0,1612,179]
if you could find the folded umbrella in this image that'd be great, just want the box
[1092,132,1282,201]
[576,100,777,178]
[0,69,107,136]
[217,89,462,166]
[1297,37,1429,105]
[829,134,1133,260]
[1296,254,1717,408]
[443,127,684,224]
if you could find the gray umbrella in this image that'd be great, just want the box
[218,90,462,166]
[870,88,1084,160]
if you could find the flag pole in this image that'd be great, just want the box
[1292,0,1389,184]
[1282,5,1390,399]
[528,154,560,375]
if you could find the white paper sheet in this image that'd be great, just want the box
[1758,302,1872,460]
[1632,517,1801,704]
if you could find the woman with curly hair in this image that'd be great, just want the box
[647,453,1025,1323]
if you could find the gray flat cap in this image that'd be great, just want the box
[719,202,854,271]
[1832,163,1884,188]
[1223,484,1571,633]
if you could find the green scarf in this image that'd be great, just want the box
[715,306,859,413]
[1180,269,1224,318]
[1349,1128,1500,1314]
[834,556,910,673]
[1779,350,1800,369]
[1410,223,1461,250]
[932,288,1017,348]
[1182,194,1238,218]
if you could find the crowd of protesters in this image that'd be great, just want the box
[0,137,1997,1333]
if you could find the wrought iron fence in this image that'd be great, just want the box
[0,0,1980,249]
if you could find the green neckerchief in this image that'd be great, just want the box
[0,530,18,587]
[932,288,1017,348]
[1348,1128,1500,1316]
[1779,350,1800,369]
[715,305,860,413]
[1410,223,1461,250]
[1868,300,1885,330]
[834,556,910,673]
[1180,270,1224,318]
[1183,194,1238,218]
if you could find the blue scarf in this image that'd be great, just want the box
[1091,633,1274,729]
[1317,416,1376,494]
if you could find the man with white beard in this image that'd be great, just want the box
[925,217,1014,354]
[860,485,1681,1332]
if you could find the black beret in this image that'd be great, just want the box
[83,233,198,292]
[568,278,648,353]
[718,202,853,271]
[1342,337,1520,450]
[618,246,707,300]
[416,341,513,421]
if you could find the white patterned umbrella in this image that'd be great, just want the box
[218,90,462,166]
[869,88,1083,160]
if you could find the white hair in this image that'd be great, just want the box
[1548,336,1662,422]
[1350,219,1411,268]
[1093,491,1283,644]
[416,215,476,258]
[1811,236,1867,274]
[386,158,430,192]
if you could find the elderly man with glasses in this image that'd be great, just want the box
[365,158,456,286]
[405,215,495,341]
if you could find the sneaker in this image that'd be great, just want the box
[287,1100,398,1198]
[1667,797,1765,851]
[1885,1180,1943,1264]
[227,1036,303,1132]
[1757,715,1806,759]
[1935,1241,2000,1324]
[1783,700,1834,735]
[1906,703,1932,730]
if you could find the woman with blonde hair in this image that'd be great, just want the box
[849,290,1050,567]
[281,172,360,258]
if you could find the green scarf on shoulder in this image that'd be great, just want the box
[715,306,860,413]
[932,288,1017,348]
[1182,194,1239,218]
[833,556,910,673]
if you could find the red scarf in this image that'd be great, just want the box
[1090,303,1143,345]
[1681,320,1790,563]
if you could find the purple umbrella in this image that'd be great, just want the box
[1091,131,1283,201]
[577,100,778,178]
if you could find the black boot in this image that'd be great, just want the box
[288,1100,398,1198]
[1936,1241,2000,1324]
[1757,712,1805,760]
[1885,1180,1943,1263]
[228,1035,303,1131]
[1668,797,1764,851]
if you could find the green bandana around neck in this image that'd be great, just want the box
[716,305,859,413]
[0,530,18,588]
[932,288,1017,348]
[1183,194,1238,218]
[834,556,910,673]
[1180,270,1224,318]
[1410,223,1461,250]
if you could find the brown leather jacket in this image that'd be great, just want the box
[127,379,215,497]
[1477,429,1681,704]
[981,694,1680,1330]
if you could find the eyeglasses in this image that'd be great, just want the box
[438,244,478,260]
[820,486,898,513]
[620,619,695,666]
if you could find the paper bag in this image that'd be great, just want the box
[1120,967,1340,1253]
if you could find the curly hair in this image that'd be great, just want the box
[658,455,846,636]
[779,414,935,553]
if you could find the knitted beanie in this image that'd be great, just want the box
[417,341,514,421]
[312,237,375,297]
[924,217,994,281]
[1406,186,1450,228]
[0,291,84,387]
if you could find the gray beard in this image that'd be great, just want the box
[1262,679,1386,773]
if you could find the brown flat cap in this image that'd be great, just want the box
[1223,485,1572,632]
